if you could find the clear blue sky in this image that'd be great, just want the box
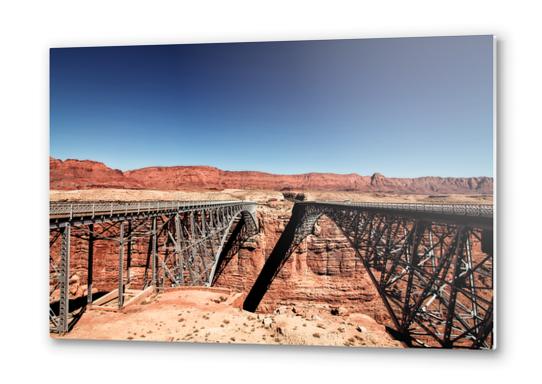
[50,35,493,177]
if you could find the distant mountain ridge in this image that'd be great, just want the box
[49,157,493,194]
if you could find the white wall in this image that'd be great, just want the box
[1,1,541,383]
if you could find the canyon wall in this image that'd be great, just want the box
[50,157,493,194]
[212,201,390,321]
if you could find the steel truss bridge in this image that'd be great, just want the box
[49,200,258,334]
[243,201,494,349]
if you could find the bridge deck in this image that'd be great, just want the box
[50,200,257,228]
[299,200,492,217]
[298,201,493,229]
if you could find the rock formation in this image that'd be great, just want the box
[212,202,390,322]
[50,157,493,194]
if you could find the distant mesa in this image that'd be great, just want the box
[49,157,493,194]
[370,172,385,186]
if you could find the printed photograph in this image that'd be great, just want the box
[49,35,495,349]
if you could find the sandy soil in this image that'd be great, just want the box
[304,191,493,204]
[50,188,492,204]
[50,188,283,203]
[56,288,402,348]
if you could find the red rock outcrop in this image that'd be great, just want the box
[212,202,390,322]
[50,157,493,194]
[50,158,143,190]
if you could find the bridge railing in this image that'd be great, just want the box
[50,200,256,219]
[303,201,493,218]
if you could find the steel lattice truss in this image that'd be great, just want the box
[50,200,258,334]
[244,201,494,349]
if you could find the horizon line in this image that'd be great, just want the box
[50,156,494,179]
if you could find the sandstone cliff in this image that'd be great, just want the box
[212,202,390,322]
[50,157,493,194]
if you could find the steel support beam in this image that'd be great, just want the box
[174,213,184,284]
[118,222,125,309]
[87,223,94,305]
[151,217,157,287]
[58,224,70,334]
[126,221,132,284]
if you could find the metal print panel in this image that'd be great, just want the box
[49,35,495,349]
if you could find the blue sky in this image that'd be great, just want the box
[50,36,493,177]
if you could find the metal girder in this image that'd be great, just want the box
[327,208,493,349]
[118,222,125,308]
[87,224,93,304]
[174,214,184,284]
[151,217,158,287]
[51,224,70,334]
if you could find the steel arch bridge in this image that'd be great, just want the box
[49,200,258,334]
[243,201,494,349]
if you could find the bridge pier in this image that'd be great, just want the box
[151,216,157,287]
[87,224,93,305]
[118,222,125,309]
[57,224,70,334]
[174,213,184,284]
[126,221,132,284]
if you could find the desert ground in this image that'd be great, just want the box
[50,188,492,204]
[57,287,401,348]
